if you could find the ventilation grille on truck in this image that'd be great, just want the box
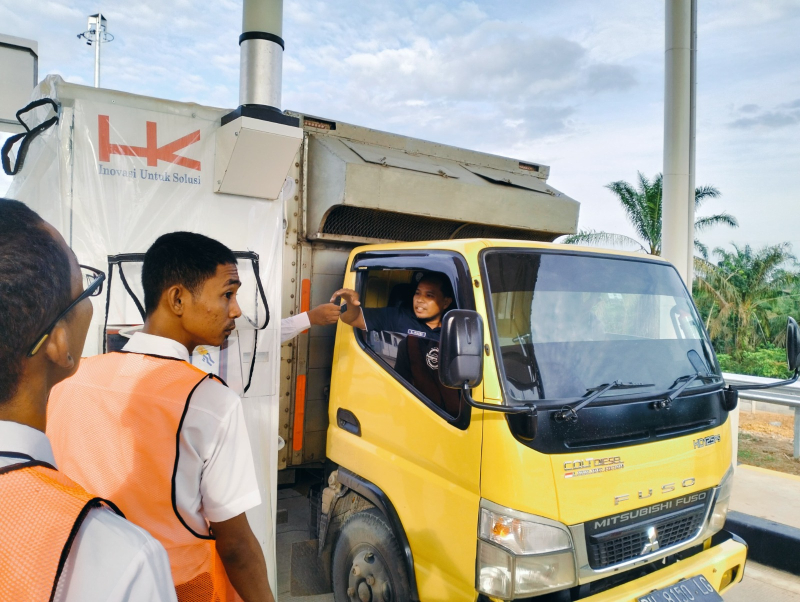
[587,505,706,569]
[319,206,555,243]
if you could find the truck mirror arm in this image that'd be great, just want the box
[727,369,799,392]
[461,384,538,440]
[460,383,536,416]
[720,369,798,412]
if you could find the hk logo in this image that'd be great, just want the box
[98,115,201,171]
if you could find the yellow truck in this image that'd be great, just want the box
[279,115,799,601]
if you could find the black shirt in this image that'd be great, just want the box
[363,306,460,416]
[361,306,441,341]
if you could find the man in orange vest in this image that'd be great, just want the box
[47,232,275,602]
[0,198,177,601]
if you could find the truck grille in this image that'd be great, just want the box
[319,206,553,243]
[586,501,708,569]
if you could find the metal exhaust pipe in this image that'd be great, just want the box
[223,0,297,127]
[240,0,283,109]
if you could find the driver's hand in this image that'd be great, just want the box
[330,288,361,307]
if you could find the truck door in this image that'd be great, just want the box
[327,250,483,601]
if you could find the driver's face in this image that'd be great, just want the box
[413,280,452,321]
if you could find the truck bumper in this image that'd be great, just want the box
[581,531,747,602]
[482,531,746,602]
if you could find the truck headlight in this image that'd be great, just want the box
[706,465,734,535]
[477,501,576,599]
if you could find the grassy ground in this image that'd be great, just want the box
[738,409,800,476]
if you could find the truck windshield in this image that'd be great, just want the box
[482,251,722,402]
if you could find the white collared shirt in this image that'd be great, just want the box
[281,312,311,342]
[121,332,261,531]
[0,420,177,602]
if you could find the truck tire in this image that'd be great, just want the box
[332,508,411,602]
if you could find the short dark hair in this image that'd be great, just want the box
[0,198,73,405]
[418,271,454,299]
[142,231,237,315]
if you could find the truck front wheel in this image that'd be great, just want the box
[332,509,411,602]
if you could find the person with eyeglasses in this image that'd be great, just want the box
[0,198,177,602]
[46,231,275,602]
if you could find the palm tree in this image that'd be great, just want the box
[561,172,737,256]
[694,244,797,354]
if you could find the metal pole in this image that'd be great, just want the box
[240,0,284,108]
[687,0,697,282]
[661,0,695,283]
[94,16,102,88]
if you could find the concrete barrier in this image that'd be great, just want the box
[725,511,800,576]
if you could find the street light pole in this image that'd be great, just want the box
[661,0,697,284]
[94,16,102,88]
[77,13,114,88]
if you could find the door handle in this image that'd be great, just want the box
[337,408,361,437]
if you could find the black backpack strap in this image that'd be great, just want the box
[1,98,60,176]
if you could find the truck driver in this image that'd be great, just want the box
[331,272,462,416]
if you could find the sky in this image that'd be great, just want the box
[1,0,798,258]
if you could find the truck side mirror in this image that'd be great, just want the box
[439,310,484,389]
[788,317,800,372]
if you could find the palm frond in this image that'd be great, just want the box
[694,185,721,208]
[695,213,738,231]
[560,230,648,252]
[694,239,709,260]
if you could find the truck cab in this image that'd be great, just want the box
[319,239,744,601]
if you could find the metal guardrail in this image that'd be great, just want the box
[723,372,800,458]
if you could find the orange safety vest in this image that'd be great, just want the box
[0,459,122,601]
[46,352,239,602]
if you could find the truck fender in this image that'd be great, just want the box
[336,467,421,602]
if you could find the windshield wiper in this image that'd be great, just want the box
[554,380,655,423]
[653,372,721,410]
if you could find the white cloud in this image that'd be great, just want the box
[728,99,800,129]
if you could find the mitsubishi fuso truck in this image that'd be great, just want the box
[277,114,798,602]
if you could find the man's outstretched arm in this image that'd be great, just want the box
[211,513,275,602]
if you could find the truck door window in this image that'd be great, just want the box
[357,268,467,426]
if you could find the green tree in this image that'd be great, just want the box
[716,346,792,379]
[694,243,797,355]
[562,171,737,256]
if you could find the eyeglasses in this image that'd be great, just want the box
[27,265,106,357]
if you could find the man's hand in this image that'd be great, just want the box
[210,513,275,602]
[330,288,366,330]
[330,288,361,307]
[307,303,341,326]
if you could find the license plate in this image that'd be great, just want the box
[637,574,722,602]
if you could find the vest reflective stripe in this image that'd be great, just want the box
[0,461,116,602]
[47,352,238,602]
